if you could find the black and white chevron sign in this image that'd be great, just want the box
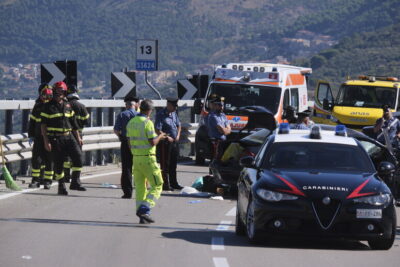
[41,60,77,86]
[111,72,136,98]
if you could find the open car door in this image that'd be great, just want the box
[314,81,334,124]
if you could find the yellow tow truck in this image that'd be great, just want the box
[313,75,399,129]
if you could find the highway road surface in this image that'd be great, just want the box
[0,162,399,267]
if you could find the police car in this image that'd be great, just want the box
[236,124,397,250]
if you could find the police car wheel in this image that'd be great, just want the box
[368,213,396,250]
[246,198,261,243]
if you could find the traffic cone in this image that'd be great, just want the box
[2,166,21,191]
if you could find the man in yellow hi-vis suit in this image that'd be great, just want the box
[126,99,167,224]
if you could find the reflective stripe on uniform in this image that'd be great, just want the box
[55,173,64,180]
[71,167,82,171]
[30,114,41,122]
[41,111,75,118]
[63,162,72,168]
[44,170,54,180]
[47,127,72,132]
[129,136,148,141]
[76,114,90,120]
[32,169,41,177]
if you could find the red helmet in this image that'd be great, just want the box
[53,81,67,91]
[40,87,53,101]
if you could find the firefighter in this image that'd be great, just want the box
[155,97,183,191]
[63,84,90,183]
[40,81,85,195]
[113,96,139,199]
[126,99,167,223]
[28,84,54,188]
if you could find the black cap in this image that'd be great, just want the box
[382,105,390,112]
[297,110,311,118]
[210,96,225,105]
[124,96,139,102]
[166,97,179,106]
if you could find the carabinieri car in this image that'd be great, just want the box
[236,124,397,250]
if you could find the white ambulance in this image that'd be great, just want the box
[193,62,312,164]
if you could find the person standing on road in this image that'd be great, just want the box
[374,105,400,145]
[114,96,140,199]
[126,99,167,223]
[155,97,183,191]
[63,84,90,183]
[40,81,86,195]
[28,83,54,189]
[207,96,231,159]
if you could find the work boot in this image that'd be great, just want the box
[70,171,86,191]
[136,205,155,223]
[170,183,183,190]
[57,179,68,195]
[28,178,40,188]
[43,179,52,190]
[169,174,183,190]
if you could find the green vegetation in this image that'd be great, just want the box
[0,0,399,95]
[294,23,400,93]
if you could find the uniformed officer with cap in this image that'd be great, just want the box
[207,96,231,159]
[41,81,85,195]
[155,97,183,191]
[374,105,400,144]
[114,96,140,198]
[293,109,314,129]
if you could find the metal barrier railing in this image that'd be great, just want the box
[0,124,199,164]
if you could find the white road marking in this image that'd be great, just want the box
[213,257,230,267]
[216,221,232,231]
[0,171,121,201]
[211,237,225,250]
[225,207,236,217]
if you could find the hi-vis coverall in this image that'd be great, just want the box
[126,114,163,210]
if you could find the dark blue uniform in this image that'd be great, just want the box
[155,107,182,190]
[207,111,229,141]
[114,108,138,198]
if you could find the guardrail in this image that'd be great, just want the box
[0,124,199,165]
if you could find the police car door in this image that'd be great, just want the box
[314,81,334,124]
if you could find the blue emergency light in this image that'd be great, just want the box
[278,123,290,134]
[335,125,347,136]
[310,125,322,139]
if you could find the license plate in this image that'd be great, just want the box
[356,209,382,219]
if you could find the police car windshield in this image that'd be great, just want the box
[336,85,396,108]
[263,142,375,173]
[209,83,281,114]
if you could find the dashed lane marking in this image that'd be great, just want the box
[211,237,225,250]
[213,257,230,267]
[216,221,232,231]
[225,207,236,217]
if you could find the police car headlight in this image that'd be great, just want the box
[353,193,391,206]
[256,189,298,202]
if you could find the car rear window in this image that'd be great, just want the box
[263,142,375,173]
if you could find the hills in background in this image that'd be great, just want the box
[0,0,399,98]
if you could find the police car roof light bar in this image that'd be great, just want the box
[310,125,322,139]
[278,123,290,134]
[335,125,347,137]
